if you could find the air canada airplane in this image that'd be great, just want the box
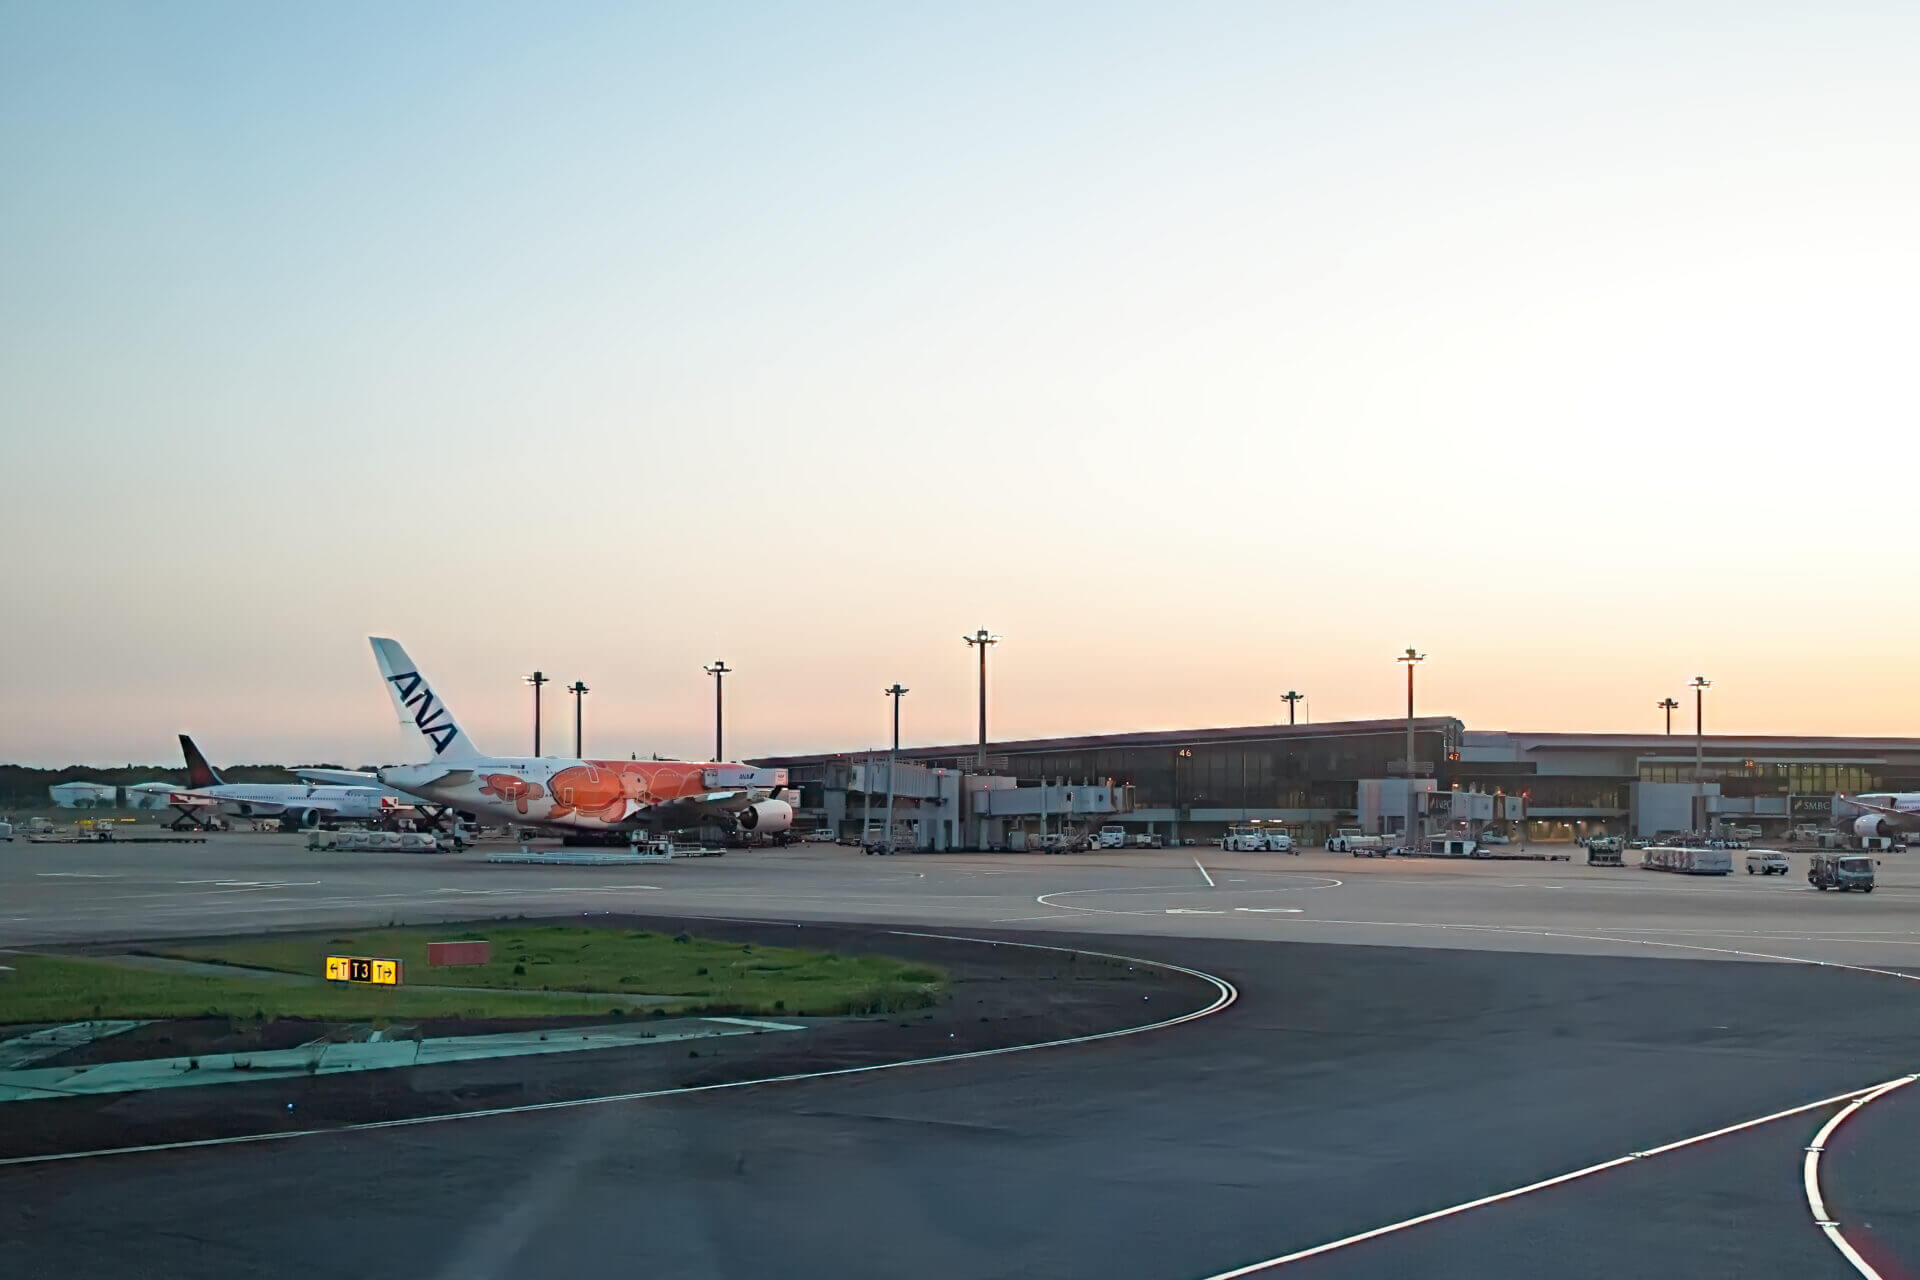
[169,734,406,831]
[368,637,793,837]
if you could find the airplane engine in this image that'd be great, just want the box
[280,808,322,832]
[1853,814,1892,839]
[736,799,793,834]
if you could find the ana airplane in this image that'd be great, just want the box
[368,638,793,838]
[1835,792,1920,839]
[169,734,409,831]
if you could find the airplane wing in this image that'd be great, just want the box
[637,791,753,828]
[169,792,288,817]
[296,768,381,786]
[1842,798,1920,827]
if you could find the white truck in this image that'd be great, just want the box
[1744,849,1790,875]
[1097,825,1127,850]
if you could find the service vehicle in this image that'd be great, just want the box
[1130,833,1164,849]
[1808,852,1875,891]
[1479,832,1511,846]
[1221,824,1284,852]
[1097,824,1127,849]
[1327,829,1382,854]
[1587,837,1624,867]
[1428,836,1479,858]
[1857,835,1895,853]
[1263,829,1296,854]
[804,828,837,842]
[1639,845,1733,875]
[1744,849,1790,875]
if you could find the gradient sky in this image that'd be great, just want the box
[5,2,1919,767]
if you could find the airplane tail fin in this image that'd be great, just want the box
[179,734,223,788]
[369,637,481,762]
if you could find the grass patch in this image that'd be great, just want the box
[0,954,632,1025]
[155,925,944,1017]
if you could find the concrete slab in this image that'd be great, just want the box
[0,1016,807,1101]
[0,1020,148,1070]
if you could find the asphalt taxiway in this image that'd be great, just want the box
[3,839,1917,1278]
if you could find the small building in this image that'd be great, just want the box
[48,781,119,809]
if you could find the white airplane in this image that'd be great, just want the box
[1835,793,1920,839]
[368,637,793,837]
[169,734,408,831]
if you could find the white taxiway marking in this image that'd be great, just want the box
[1194,858,1215,888]
[34,873,121,879]
[1234,908,1303,914]
[1198,1078,1911,1277]
[1166,909,1226,915]
[1803,1074,1918,1278]
[0,932,1236,1168]
[1035,877,1343,917]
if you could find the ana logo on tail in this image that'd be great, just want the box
[386,670,462,755]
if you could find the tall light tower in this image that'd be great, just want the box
[524,670,549,756]
[1690,676,1711,832]
[1657,697,1679,736]
[1398,649,1425,842]
[1281,691,1305,725]
[703,661,731,761]
[884,683,909,854]
[962,630,1000,769]
[567,681,589,757]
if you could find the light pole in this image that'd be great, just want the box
[962,630,999,769]
[703,661,731,761]
[884,683,909,854]
[568,681,588,757]
[1399,649,1425,842]
[1281,691,1305,725]
[1690,676,1711,832]
[1658,697,1679,735]
[524,670,549,755]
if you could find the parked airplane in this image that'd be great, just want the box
[1835,792,1920,839]
[169,735,409,831]
[368,637,793,837]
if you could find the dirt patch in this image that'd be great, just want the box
[0,918,1213,1160]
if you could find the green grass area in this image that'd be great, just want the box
[157,925,944,1017]
[0,953,635,1025]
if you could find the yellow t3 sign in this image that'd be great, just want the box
[325,955,401,985]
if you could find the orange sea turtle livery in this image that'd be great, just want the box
[542,761,715,823]
[479,773,544,814]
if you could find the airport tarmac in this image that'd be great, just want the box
[4,838,1918,1278]
[6,837,1920,974]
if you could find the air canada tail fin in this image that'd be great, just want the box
[369,637,482,762]
[179,734,223,788]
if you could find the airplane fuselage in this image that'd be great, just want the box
[174,783,393,820]
[377,756,785,831]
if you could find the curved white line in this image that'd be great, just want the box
[1196,1077,1911,1279]
[1803,1075,1918,1278]
[0,930,1236,1168]
[1189,916,1920,1276]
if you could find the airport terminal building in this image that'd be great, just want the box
[755,719,1920,849]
